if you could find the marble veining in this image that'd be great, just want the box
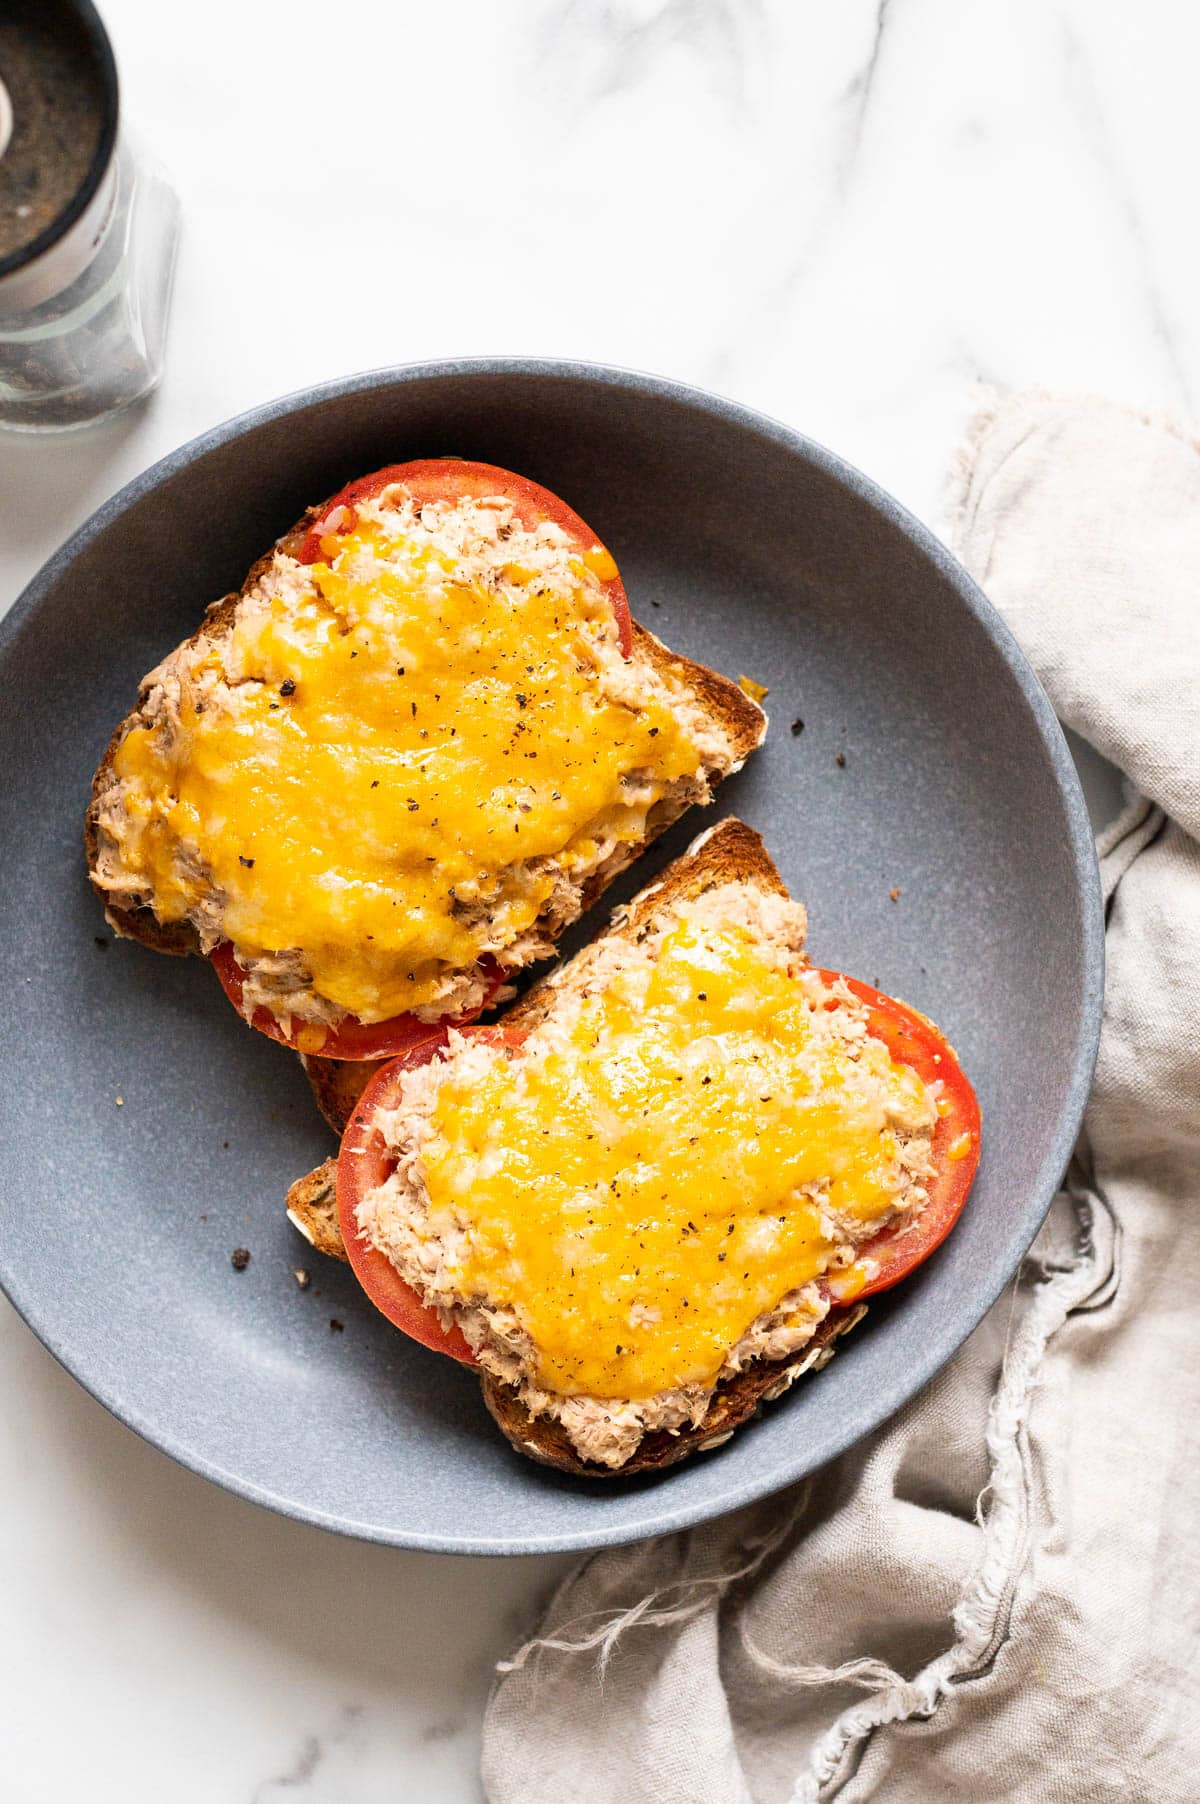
[1,0,1196,1799]
[250,1709,364,1802]
[1058,18,1194,411]
[839,0,892,192]
[538,0,771,116]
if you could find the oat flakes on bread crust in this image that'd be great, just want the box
[293,818,871,1479]
[84,485,766,977]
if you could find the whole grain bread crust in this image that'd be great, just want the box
[481,1302,868,1478]
[84,486,766,962]
[284,1159,347,1264]
[292,818,867,1478]
[300,1053,374,1137]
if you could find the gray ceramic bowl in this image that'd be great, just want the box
[0,361,1103,1554]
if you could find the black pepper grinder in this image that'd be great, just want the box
[0,0,179,431]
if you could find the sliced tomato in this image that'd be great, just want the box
[336,1026,527,1362]
[334,976,977,1365]
[210,943,505,1060]
[295,457,633,658]
[817,971,981,1302]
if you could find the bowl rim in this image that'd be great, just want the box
[0,357,1105,1554]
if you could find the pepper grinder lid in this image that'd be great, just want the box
[0,0,120,311]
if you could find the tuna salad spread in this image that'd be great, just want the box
[89,482,742,1034]
[354,881,940,1468]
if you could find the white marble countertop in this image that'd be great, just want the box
[0,0,1188,1796]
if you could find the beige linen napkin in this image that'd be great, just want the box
[481,395,1200,1803]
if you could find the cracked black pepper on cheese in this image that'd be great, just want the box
[89,470,764,1034]
[355,876,942,1468]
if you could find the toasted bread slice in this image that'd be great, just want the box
[85,477,766,999]
[463,817,872,1476]
[300,1053,374,1137]
[284,1058,359,1258]
[285,1160,347,1263]
[297,818,872,1478]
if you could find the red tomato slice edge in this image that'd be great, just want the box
[336,1027,527,1363]
[815,970,981,1302]
[210,943,505,1060]
[333,979,978,1366]
[294,457,634,658]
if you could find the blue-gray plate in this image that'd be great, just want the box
[0,362,1103,1554]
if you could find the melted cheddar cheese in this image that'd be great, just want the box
[106,494,706,1020]
[418,912,935,1399]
